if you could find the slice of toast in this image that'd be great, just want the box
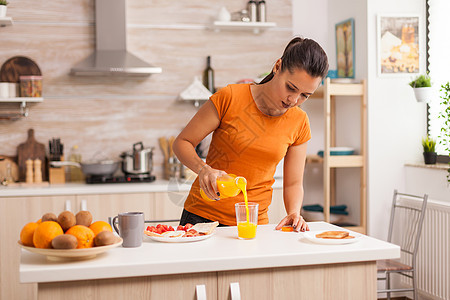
[191,221,219,235]
[315,231,349,239]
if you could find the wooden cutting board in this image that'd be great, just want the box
[17,129,47,182]
[0,56,42,83]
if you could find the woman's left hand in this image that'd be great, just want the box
[275,212,309,232]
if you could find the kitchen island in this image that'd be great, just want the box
[20,222,399,300]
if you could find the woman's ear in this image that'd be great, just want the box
[272,59,282,74]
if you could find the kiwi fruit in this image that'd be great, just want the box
[94,231,116,247]
[41,212,58,222]
[75,210,93,227]
[51,234,77,249]
[57,211,76,231]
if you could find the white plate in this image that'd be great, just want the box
[18,237,123,261]
[303,231,362,245]
[144,232,214,243]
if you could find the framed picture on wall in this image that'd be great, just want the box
[377,15,420,76]
[335,18,355,78]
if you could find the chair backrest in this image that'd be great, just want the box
[387,190,428,267]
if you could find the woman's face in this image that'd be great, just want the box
[270,59,322,110]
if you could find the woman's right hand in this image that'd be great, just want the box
[198,165,227,201]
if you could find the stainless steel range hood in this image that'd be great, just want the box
[71,0,162,76]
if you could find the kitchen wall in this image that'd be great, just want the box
[294,0,368,226]
[0,0,293,177]
[294,0,438,239]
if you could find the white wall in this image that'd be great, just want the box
[293,0,434,239]
[293,0,369,226]
[366,0,428,239]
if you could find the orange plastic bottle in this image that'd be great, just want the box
[200,174,247,201]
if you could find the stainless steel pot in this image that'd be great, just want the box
[121,142,154,175]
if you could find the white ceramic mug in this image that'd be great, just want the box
[8,83,18,98]
[0,82,9,98]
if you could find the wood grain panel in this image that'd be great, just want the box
[0,195,78,300]
[127,0,292,28]
[6,0,93,23]
[272,262,377,299]
[39,272,218,300]
[0,0,293,180]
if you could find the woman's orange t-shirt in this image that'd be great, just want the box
[184,83,311,225]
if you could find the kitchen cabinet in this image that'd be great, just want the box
[39,272,218,300]
[0,195,75,300]
[322,78,367,234]
[76,193,155,223]
[152,191,187,225]
[21,224,396,300]
[0,191,185,299]
[268,188,285,223]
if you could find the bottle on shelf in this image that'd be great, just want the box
[203,56,215,93]
[257,0,266,22]
[68,145,84,182]
[247,0,257,22]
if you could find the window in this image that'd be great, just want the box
[427,0,450,160]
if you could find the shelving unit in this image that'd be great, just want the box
[0,17,13,27]
[210,21,276,34]
[0,97,44,120]
[0,97,43,103]
[323,78,367,234]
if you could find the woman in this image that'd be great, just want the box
[173,37,328,232]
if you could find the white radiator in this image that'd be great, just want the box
[397,198,450,300]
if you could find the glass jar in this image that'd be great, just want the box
[20,75,42,97]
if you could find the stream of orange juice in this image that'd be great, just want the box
[236,179,257,239]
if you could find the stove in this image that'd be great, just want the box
[86,174,156,184]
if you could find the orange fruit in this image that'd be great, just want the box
[66,225,95,248]
[20,222,39,247]
[89,221,113,237]
[33,221,64,249]
[36,219,42,224]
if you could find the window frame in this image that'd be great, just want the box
[426,1,450,164]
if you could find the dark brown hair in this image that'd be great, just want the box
[259,37,329,84]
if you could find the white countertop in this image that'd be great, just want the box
[1,178,284,197]
[20,222,400,283]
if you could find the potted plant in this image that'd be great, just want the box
[422,136,437,164]
[438,82,450,182]
[0,0,7,18]
[409,73,433,103]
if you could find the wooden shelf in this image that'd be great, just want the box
[0,17,13,27]
[323,78,367,232]
[210,21,276,34]
[329,155,364,168]
[328,82,364,96]
[0,97,43,103]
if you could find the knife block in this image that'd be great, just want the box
[49,166,65,184]
[49,156,65,184]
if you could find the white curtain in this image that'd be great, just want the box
[428,0,450,155]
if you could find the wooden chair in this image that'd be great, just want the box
[377,190,428,300]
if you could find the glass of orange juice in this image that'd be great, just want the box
[235,202,258,239]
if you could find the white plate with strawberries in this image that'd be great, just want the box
[143,222,218,243]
